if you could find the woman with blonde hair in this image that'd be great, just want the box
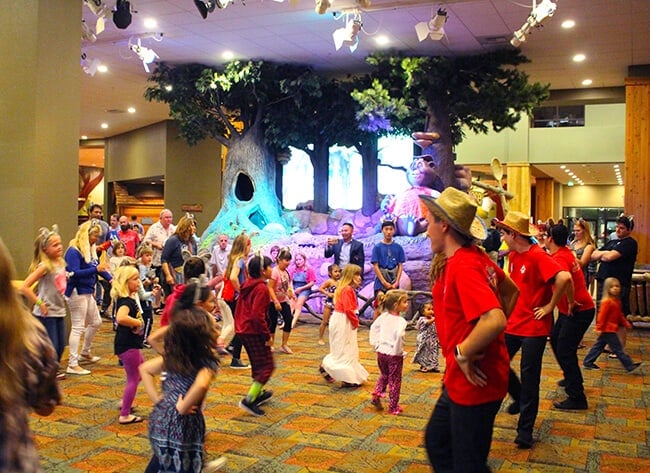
[220,233,252,369]
[65,220,112,375]
[161,213,197,286]
[320,264,369,387]
[0,237,61,471]
[571,218,596,291]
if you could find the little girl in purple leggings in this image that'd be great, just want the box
[369,290,409,415]
[111,264,146,425]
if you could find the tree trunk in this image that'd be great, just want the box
[200,121,285,248]
[309,141,330,214]
[423,101,456,190]
[358,136,379,216]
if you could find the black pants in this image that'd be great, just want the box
[506,334,547,440]
[425,388,502,473]
[267,301,293,334]
[226,299,246,360]
[550,309,595,400]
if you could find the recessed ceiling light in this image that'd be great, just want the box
[144,18,158,29]
[222,50,234,60]
[81,135,88,140]
[573,53,586,62]
[375,35,389,46]
[581,79,592,86]
[97,64,108,73]
[561,20,575,29]
[164,84,173,92]
[101,123,109,129]
[127,107,136,113]
[560,165,566,169]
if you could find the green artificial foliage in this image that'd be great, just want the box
[354,49,550,189]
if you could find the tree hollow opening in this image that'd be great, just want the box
[235,172,254,202]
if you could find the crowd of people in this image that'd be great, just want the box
[1,198,644,473]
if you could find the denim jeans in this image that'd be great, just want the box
[425,388,502,473]
[584,332,635,370]
[505,334,547,439]
[550,308,595,400]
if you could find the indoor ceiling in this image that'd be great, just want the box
[80,0,650,186]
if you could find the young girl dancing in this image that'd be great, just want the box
[412,302,440,373]
[317,263,341,345]
[268,248,295,354]
[20,226,68,379]
[111,264,146,424]
[369,290,409,414]
[320,264,368,387]
[236,255,275,417]
[583,277,642,372]
[140,281,225,473]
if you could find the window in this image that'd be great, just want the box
[532,105,585,128]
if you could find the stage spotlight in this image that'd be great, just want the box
[194,0,216,19]
[113,0,132,29]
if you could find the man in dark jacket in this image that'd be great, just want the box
[324,222,364,269]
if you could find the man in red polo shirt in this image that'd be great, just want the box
[546,223,595,410]
[420,188,515,473]
[497,211,571,449]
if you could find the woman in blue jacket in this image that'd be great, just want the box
[65,220,112,375]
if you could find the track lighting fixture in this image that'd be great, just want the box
[194,0,216,18]
[129,37,159,73]
[113,0,133,29]
[415,8,447,42]
[333,12,362,53]
[510,0,557,47]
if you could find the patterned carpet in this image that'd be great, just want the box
[31,314,649,473]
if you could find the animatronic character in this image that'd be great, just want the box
[383,132,473,236]
[382,155,441,236]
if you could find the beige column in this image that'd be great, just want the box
[534,177,555,223]
[505,162,531,217]
[625,78,650,265]
[0,1,80,274]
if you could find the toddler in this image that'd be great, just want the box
[412,302,440,372]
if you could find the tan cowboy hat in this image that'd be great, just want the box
[419,187,487,240]
[496,211,537,237]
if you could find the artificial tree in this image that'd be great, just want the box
[352,49,550,190]
[145,61,316,244]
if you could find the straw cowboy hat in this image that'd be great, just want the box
[495,211,537,237]
[419,187,487,240]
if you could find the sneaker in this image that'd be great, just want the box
[230,358,250,369]
[388,405,403,415]
[254,390,273,406]
[66,365,91,375]
[507,401,520,415]
[201,456,227,473]
[56,371,67,380]
[80,354,101,363]
[557,379,566,387]
[608,353,618,359]
[239,397,265,416]
[553,397,588,410]
[583,362,600,370]
[627,362,642,372]
[371,393,383,409]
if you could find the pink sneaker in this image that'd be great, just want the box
[389,405,403,415]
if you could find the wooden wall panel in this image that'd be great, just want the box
[625,78,650,265]
[535,177,555,223]
[505,162,531,216]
